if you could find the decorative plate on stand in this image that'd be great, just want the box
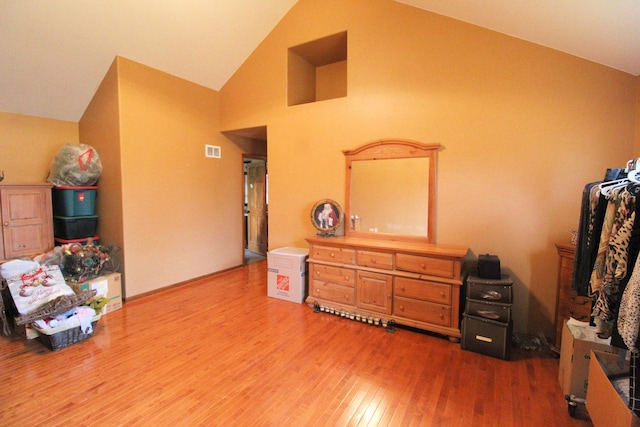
[311,199,343,237]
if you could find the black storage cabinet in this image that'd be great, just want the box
[461,274,514,360]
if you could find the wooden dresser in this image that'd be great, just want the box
[554,243,591,350]
[306,235,468,341]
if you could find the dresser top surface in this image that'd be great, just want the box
[306,235,469,258]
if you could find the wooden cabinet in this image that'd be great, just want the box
[554,243,592,350]
[0,184,54,261]
[307,236,468,341]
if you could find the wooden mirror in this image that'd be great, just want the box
[344,139,439,243]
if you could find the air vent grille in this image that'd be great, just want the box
[205,145,221,158]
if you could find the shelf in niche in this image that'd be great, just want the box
[288,31,347,106]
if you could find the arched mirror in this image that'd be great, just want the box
[344,139,439,243]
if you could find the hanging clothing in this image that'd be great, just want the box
[572,182,608,296]
[616,190,640,350]
[572,167,640,415]
[573,168,627,296]
[618,256,640,351]
[591,185,637,337]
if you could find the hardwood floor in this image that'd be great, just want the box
[1,260,591,426]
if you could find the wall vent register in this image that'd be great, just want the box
[205,145,221,159]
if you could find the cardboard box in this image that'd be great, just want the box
[69,272,122,315]
[558,320,618,400]
[267,247,308,303]
[587,350,640,427]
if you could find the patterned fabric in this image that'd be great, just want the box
[590,192,619,294]
[592,186,637,337]
[611,206,640,350]
[619,257,640,350]
[572,182,607,296]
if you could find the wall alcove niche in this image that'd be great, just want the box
[287,31,347,106]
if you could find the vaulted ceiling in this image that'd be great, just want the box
[1,0,638,123]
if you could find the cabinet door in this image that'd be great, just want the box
[1,187,53,259]
[356,271,392,314]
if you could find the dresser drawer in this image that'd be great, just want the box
[394,296,451,326]
[560,255,574,270]
[356,250,393,270]
[395,253,456,278]
[310,280,355,305]
[310,264,355,288]
[567,292,591,322]
[310,245,355,264]
[394,277,451,305]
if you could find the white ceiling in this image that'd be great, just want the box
[1,0,638,123]
[396,0,640,75]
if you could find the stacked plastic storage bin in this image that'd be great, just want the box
[461,274,514,360]
[52,186,99,246]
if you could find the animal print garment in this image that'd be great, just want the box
[592,186,636,337]
[572,182,608,296]
[618,254,640,351]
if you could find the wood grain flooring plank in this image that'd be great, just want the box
[0,261,593,426]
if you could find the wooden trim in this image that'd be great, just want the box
[124,264,245,302]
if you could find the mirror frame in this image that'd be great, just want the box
[344,139,440,243]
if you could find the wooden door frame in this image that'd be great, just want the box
[242,154,267,264]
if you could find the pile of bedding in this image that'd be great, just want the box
[1,260,97,335]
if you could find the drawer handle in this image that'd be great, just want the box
[330,252,335,258]
[399,305,404,311]
[479,290,502,300]
[345,294,350,300]
[371,258,377,264]
[420,263,426,269]
[439,313,444,319]
[568,310,587,321]
[345,275,350,280]
[570,297,588,306]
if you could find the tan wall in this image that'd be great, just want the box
[220,0,638,337]
[79,59,125,292]
[114,57,244,297]
[0,111,78,183]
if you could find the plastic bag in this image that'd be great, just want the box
[48,143,102,186]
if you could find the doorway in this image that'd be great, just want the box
[244,156,267,264]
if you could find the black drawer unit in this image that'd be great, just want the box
[461,314,513,360]
[462,273,513,360]
[465,299,512,324]
[466,274,513,304]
